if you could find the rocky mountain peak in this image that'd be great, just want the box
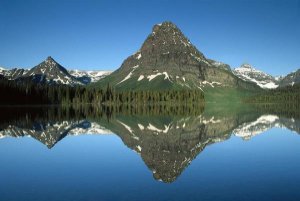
[139,21,204,59]
[94,21,262,91]
[152,21,181,35]
[238,63,255,71]
[23,56,82,85]
[46,56,54,61]
[44,56,62,68]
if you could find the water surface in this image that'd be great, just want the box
[1,105,300,201]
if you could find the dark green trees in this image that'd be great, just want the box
[0,77,205,106]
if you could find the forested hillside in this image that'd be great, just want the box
[245,83,300,103]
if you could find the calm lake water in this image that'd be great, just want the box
[1,105,300,201]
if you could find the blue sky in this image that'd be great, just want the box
[0,0,299,76]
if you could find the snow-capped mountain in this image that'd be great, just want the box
[233,64,279,89]
[69,70,112,84]
[25,56,83,85]
[0,57,111,85]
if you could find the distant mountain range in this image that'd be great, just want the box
[0,21,299,90]
[0,56,111,85]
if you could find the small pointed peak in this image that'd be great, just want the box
[240,63,253,69]
[157,21,176,27]
[46,56,55,62]
[152,21,179,33]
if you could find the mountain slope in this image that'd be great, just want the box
[233,64,278,89]
[91,21,259,92]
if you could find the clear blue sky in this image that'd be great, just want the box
[0,0,299,76]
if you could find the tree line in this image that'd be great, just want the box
[244,83,300,103]
[0,76,205,105]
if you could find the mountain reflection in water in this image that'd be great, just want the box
[0,104,299,183]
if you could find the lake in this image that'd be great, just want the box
[1,104,300,201]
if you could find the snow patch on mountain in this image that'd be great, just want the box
[200,81,222,88]
[146,123,171,134]
[138,75,144,81]
[69,70,112,83]
[147,72,171,81]
[117,65,139,85]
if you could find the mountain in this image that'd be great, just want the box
[91,21,259,92]
[279,69,300,87]
[69,70,112,84]
[0,57,111,85]
[233,63,278,89]
[23,56,83,85]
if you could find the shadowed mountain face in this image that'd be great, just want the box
[1,105,300,183]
